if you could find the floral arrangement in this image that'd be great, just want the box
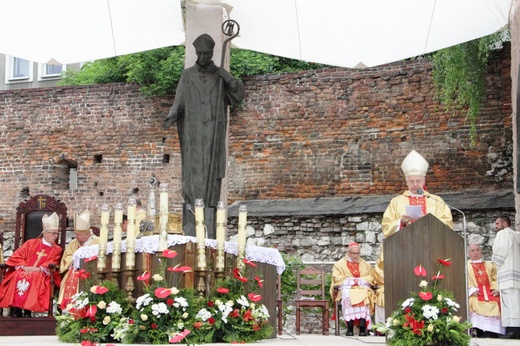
[380,258,471,346]
[56,251,273,345]
[56,256,132,344]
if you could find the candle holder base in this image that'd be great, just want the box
[195,269,211,298]
[124,267,137,301]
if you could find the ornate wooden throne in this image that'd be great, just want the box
[0,194,68,335]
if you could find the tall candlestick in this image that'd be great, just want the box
[126,197,137,268]
[112,202,124,271]
[97,203,110,272]
[194,198,207,269]
[216,201,226,272]
[237,204,247,269]
[158,183,169,251]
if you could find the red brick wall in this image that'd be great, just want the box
[0,45,513,229]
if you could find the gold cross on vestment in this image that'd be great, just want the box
[33,249,47,267]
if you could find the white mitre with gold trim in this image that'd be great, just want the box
[42,212,60,231]
[401,150,429,177]
[75,209,91,232]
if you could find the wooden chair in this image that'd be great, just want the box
[295,266,329,335]
[333,286,342,335]
[0,194,67,336]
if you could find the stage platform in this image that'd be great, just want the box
[0,333,518,346]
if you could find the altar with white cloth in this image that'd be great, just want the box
[73,234,286,274]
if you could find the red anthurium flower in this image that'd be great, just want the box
[242,258,257,267]
[84,255,98,263]
[81,341,96,346]
[170,329,191,343]
[167,264,193,273]
[155,287,172,298]
[254,276,264,288]
[162,249,177,258]
[437,258,452,266]
[217,287,229,294]
[233,268,248,283]
[431,272,445,280]
[85,305,97,317]
[414,265,427,277]
[75,269,91,280]
[95,286,109,294]
[248,293,262,302]
[136,271,151,281]
[418,291,433,301]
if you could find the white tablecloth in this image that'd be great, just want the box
[73,234,286,274]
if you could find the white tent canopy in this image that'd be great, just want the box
[0,0,512,68]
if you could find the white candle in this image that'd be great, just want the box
[238,204,247,248]
[195,199,205,246]
[112,202,124,271]
[99,204,110,245]
[216,201,226,247]
[158,183,168,251]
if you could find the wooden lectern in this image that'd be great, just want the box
[384,213,467,321]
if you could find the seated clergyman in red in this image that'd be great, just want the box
[0,212,62,317]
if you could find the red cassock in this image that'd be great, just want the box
[0,238,62,312]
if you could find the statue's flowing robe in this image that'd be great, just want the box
[168,61,245,207]
[0,238,62,312]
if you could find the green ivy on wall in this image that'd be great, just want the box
[432,32,508,144]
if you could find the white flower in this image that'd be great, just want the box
[218,302,233,323]
[153,274,164,281]
[452,315,461,323]
[444,297,460,310]
[182,312,189,319]
[151,302,169,316]
[427,324,434,332]
[196,308,212,322]
[173,297,189,310]
[177,322,184,329]
[437,294,443,302]
[237,295,250,307]
[136,294,153,310]
[170,287,180,295]
[107,301,123,314]
[422,304,440,320]
[141,314,148,321]
[252,304,270,320]
[97,301,107,309]
[401,298,415,309]
[419,280,428,288]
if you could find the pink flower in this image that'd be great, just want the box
[162,249,177,258]
[414,265,427,277]
[233,268,248,283]
[243,258,257,267]
[136,271,151,281]
[170,329,191,343]
[254,276,264,288]
[217,287,229,294]
[248,293,262,302]
[437,258,452,266]
[418,291,433,301]
[94,286,109,294]
[155,287,172,298]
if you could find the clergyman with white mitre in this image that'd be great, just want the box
[381,149,453,238]
[58,209,99,306]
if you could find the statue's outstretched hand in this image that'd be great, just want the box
[163,113,175,130]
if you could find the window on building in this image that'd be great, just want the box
[40,63,63,78]
[6,56,33,81]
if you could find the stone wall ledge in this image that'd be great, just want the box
[228,190,514,217]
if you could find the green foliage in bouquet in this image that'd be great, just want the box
[189,258,273,344]
[56,256,132,344]
[381,259,471,346]
[115,249,197,344]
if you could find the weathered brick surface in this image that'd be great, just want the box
[0,45,513,259]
